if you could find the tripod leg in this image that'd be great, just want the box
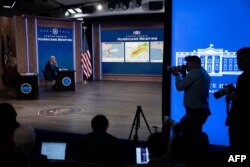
[140,109,152,134]
[133,116,139,142]
[129,110,139,140]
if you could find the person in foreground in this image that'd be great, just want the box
[44,55,59,90]
[226,47,250,160]
[170,55,211,132]
[146,132,186,167]
[75,114,123,167]
[2,125,48,167]
[0,102,20,151]
[168,115,209,167]
[16,125,48,167]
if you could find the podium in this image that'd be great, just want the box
[16,73,39,100]
[56,70,75,91]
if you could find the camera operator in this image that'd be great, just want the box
[226,47,250,155]
[171,55,211,133]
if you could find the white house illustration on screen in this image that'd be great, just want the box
[175,44,241,76]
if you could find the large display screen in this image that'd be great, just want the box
[101,29,163,63]
[125,42,149,62]
[102,42,125,62]
[101,29,164,75]
[171,0,250,146]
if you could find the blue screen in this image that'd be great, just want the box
[171,0,250,146]
[37,27,74,78]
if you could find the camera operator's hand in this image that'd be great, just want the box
[171,67,180,76]
[226,92,238,101]
[52,60,57,65]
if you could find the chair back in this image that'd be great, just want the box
[43,70,48,80]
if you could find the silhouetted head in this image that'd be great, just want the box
[0,103,20,149]
[91,114,109,132]
[180,115,199,134]
[236,47,250,71]
[147,132,169,159]
[185,55,201,65]
[185,55,201,71]
[0,103,20,128]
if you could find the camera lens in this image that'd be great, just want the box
[213,84,235,99]
[213,90,225,99]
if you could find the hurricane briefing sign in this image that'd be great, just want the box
[171,0,250,146]
[37,27,74,78]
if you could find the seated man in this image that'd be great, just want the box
[2,125,49,167]
[44,55,59,90]
[75,114,123,167]
[169,115,209,167]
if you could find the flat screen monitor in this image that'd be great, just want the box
[136,146,150,164]
[41,142,67,160]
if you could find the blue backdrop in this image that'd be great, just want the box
[37,27,74,78]
[171,0,250,146]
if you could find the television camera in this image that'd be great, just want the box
[213,84,235,99]
[167,65,187,77]
[213,83,236,126]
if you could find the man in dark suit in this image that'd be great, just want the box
[227,47,250,158]
[44,55,59,90]
[75,114,123,167]
[0,102,20,152]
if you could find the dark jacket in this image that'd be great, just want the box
[44,60,59,81]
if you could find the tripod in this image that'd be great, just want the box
[128,106,152,142]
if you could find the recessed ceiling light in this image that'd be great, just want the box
[97,4,103,11]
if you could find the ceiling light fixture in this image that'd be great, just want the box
[74,8,82,13]
[108,0,116,11]
[3,0,16,8]
[96,3,102,11]
[122,0,130,10]
[68,9,77,14]
[64,11,70,16]
[136,0,142,7]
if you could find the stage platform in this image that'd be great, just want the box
[1,80,162,141]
